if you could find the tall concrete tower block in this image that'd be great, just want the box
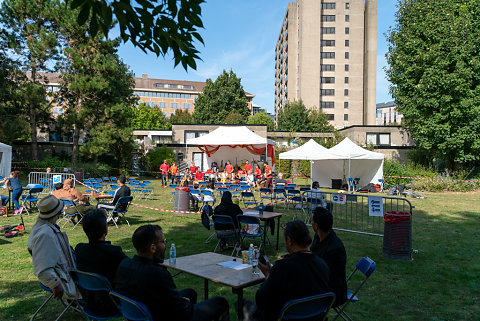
[363,0,377,125]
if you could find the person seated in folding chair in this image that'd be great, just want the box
[1,171,23,215]
[306,181,327,208]
[27,195,78,300]
[97,175,131,224]
[252,220,331,321]
[52,179,95,221]
[202,181,216,207]
[274,173,287,186]
[115,225,230,321]
[75,209,127,316]
[311,207,347,308]
[213,191,243,248]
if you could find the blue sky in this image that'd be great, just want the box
[117,0,398,113]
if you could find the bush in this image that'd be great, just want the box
[78,162,111,178]
[143,145,175,176]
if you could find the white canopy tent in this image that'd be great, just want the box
[0,142,12,178]
[279,139,329,160]
[311,138,384,188]
[186,126,276,171]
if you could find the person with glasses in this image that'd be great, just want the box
[27,195,78,300]
[115,225,230,321]
[253,220,331,321]
[75,209,127,316]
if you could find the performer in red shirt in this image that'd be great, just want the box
[244,160,252,173]
[159,160,169,187]
[225,161,234,179]
[263,163,273,188]
[194,171,204,182]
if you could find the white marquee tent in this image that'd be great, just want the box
[279,139,329,160]
[311,138,384,188]
[0,142,12,178]
[186,126,276,171]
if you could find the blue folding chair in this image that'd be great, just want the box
[237,214,265,251]
[212,214,240,256]
[169,184,177,202]
[58,199,83,230]
[273,188,287,207]
[106,196,133,228]
[110,177,117,182]
[201,190,215,207]
[286,189,302,209]
[333,257,376,321]
[109,291,153,321]
[69,269,121,320]
[260,187,273,203]
[278,292,336,321]
[30,283,76,321]
[22,185,43,215]
[241,191,258,208]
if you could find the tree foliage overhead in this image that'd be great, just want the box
[277,100,333,132]
[386,0,480,170]
[193,70,250,124]
[169,108,193,125]
[248,111,275,131]
[70,0,205,70]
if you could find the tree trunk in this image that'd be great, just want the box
[71,124,80,164]
[29,68,39,161]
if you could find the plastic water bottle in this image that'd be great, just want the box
[252,246,259,276]
[169,243,176,265]
[252,246,259,267]
[259,201,264,214]
[248,243,254,264]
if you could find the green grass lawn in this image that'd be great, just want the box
[0,179,479,320]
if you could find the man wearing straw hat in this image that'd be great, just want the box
[27,195,78,300]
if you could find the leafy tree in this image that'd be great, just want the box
[0,0,61,160]
[193,70,250,124]
[277,100,310,131]
[57,13,137,164]
[223,112,245,124]
[247,111,275,131]
[144,145,175,174]
[131,103,169,130]
[71,0,205,70]
[0,51,30,144]
[169,108,194,125]
[308,109,334,132]
[386,0,480,171]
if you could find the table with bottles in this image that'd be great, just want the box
[161,251,265,319]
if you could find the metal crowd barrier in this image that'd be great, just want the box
[28,172,76,193]
[299,191,414,237]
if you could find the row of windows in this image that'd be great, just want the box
[320,102,350,109]
[141,101,191,109]
[133,91,194,99]
[321,52,350,59]
[322,64,349,71]
[321,40,335,47]
[322,2,335,9]
[321,27,350,35]
[321,89,335,96]
[154,83,194,90]
[321,2,350,10]
[320,77,349,84]
[321,14,350,23]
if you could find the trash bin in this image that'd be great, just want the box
[382,211,412,260]
[174,187,191,212]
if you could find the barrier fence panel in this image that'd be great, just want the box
[301,191,414,237]
[28,172,76,193]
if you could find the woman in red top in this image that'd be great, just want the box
[254,164,262,179]
[189,162,197,175]
[194,171,204,182]
[244,160,252,173]
[263,163,273,188]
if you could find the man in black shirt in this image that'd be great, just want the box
[310,206,347,307]
[115,225,229,321]
[255,220,331,321]
[97,175,131,222]
[75,209,127,316]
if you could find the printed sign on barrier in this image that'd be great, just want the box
[53,175,62,184]
[332,193,346,204]
[368,196,383,217]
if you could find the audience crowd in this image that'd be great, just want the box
[25,162,348,321]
